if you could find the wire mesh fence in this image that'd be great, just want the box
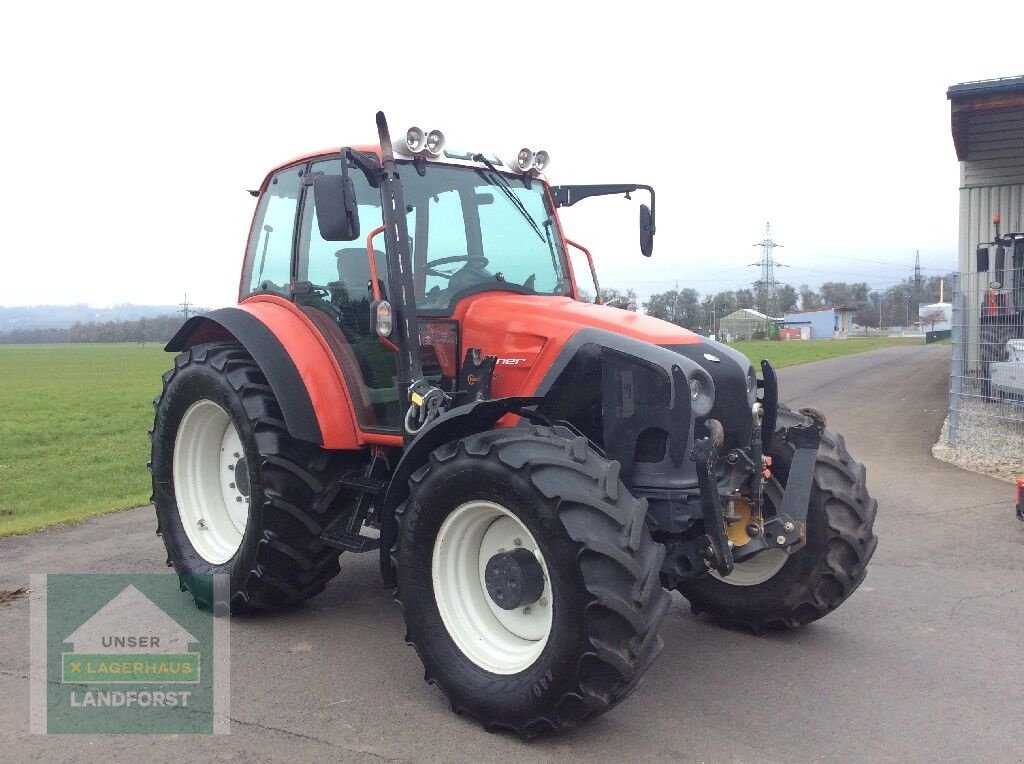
[948,267,1024,469]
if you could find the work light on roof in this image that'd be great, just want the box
[516,148,535,171]
[401,126,445,158]
[405,126,426,153]
[424,129,444,156]
[533,150,550,172]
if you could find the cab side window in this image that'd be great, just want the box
[294,158,400,431]
[241,164,304,298]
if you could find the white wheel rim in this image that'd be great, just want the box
[716,548,789,586]
[172,400,249,564]
[431,500,553,675]
[714,480,790,587]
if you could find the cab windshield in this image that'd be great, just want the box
[398,161,571,310]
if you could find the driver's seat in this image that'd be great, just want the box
[334,247,387,304]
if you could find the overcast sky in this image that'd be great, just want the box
[2,1,1022,309]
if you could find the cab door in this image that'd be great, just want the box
[293,156,402,432]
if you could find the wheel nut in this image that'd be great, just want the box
[745,523,761,537]
[783,522,795,532]
[197,519,207,530]
[523,606,532,615]
[513,538,522,547]
[233,452,240,458]
[228,464,234,471]
[229,482,236,489]
[539,597,548,607]
[776,535,787,545]
[236,496,244,503]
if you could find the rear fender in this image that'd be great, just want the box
[165,298,362,449]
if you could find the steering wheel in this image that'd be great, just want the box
[424,255,489,279]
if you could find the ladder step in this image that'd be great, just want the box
[320,527,380,553]
[339,475,387,495]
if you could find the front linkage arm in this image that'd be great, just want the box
[670,407,825,582]
[692,419,734,576]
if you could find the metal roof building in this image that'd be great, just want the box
[948,75,1024,271]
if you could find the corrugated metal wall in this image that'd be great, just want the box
[958,184,1024,271]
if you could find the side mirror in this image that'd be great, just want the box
[994,244,1006,285]
[314,174,360,241]
[976,245,989,272]
[639,204,654,257]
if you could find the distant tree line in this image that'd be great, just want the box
[638,272,955,333]
[0,314,187,344]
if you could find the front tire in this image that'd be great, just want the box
[394,427,670,737]
[676,406,878,631]
[150,343,350,613]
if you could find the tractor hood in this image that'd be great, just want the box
[456,293,700,365]
[454,292,757,488]
[456,291,701,398]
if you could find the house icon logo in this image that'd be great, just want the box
[61,585,200,684]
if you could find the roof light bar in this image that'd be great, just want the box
[396,125,446,158]
[513,147,550,174]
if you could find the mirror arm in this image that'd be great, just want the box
[551,183,655,233]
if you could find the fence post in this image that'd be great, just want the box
[948,274,963,446]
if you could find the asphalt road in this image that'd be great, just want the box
[2,343,1022,762]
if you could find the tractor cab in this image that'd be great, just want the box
[238,122,656,434]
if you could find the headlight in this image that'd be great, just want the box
[533,150,550,172]
[689,378,702,401]
[747,367,757,395]
[405,126,426,153]
[425,129,445,156]
[516,148,535,171]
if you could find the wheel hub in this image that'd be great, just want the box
[431,501,553,674]
[484,548,545,610]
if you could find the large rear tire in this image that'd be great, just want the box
[394,426,670,737]
[676,405,878,631]
[150,343,351,613]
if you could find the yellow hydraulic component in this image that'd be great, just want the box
[726,497,756,547]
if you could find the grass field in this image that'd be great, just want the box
[0,336,923,536]
[0,344,169,536]
[732,336,922,368]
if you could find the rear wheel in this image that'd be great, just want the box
[676,406,878,631]
[150,343,351,613]
[394,426,670,737]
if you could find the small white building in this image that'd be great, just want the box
[918,302,952,332]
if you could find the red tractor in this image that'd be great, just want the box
[151,113,877,735]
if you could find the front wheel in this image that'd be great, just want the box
[394,427,670,737]
[676,406,878,631]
